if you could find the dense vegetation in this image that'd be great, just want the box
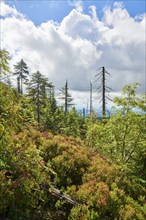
[0,50,146,219]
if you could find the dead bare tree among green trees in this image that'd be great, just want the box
[59,80,73,115]
[95,66,112,118]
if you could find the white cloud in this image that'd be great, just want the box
[67,0,83,13]
[0,1,24,18]
[113,1,124,9]
[59,9,100,42]
[89,5,98,20]
[0,1,145,110]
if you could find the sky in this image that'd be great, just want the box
[0,0,146,110]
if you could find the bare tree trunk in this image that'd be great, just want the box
[65,80,68,114]
[17,76,20,93]
[20,65,23,94]
[96,66,111,119]
[90,81,93,115]
[37,83,40,124]
[102,66,106,118]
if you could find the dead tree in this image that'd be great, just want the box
[95,66,112,118]
[65,80,68,114]
[90,81,93,115]
[59,80,73,115]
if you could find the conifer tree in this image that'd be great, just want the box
[0,50,11,77]
[14,59,29,93]
[26,71,53,125]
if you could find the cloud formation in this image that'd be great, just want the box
[1,1,145,108]
[0,1,24,18]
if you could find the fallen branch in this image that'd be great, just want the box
[40,183,82,206]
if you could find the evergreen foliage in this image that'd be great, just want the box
[26,71,53,126]
[0,50,11,76]
[14,59,29,93]
[0,50,145,220]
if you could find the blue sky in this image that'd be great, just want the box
[4,0,146,25]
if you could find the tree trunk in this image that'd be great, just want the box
[65,80,68,114]
[102,66,106,118]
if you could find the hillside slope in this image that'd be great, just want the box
[0,82,146,220]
